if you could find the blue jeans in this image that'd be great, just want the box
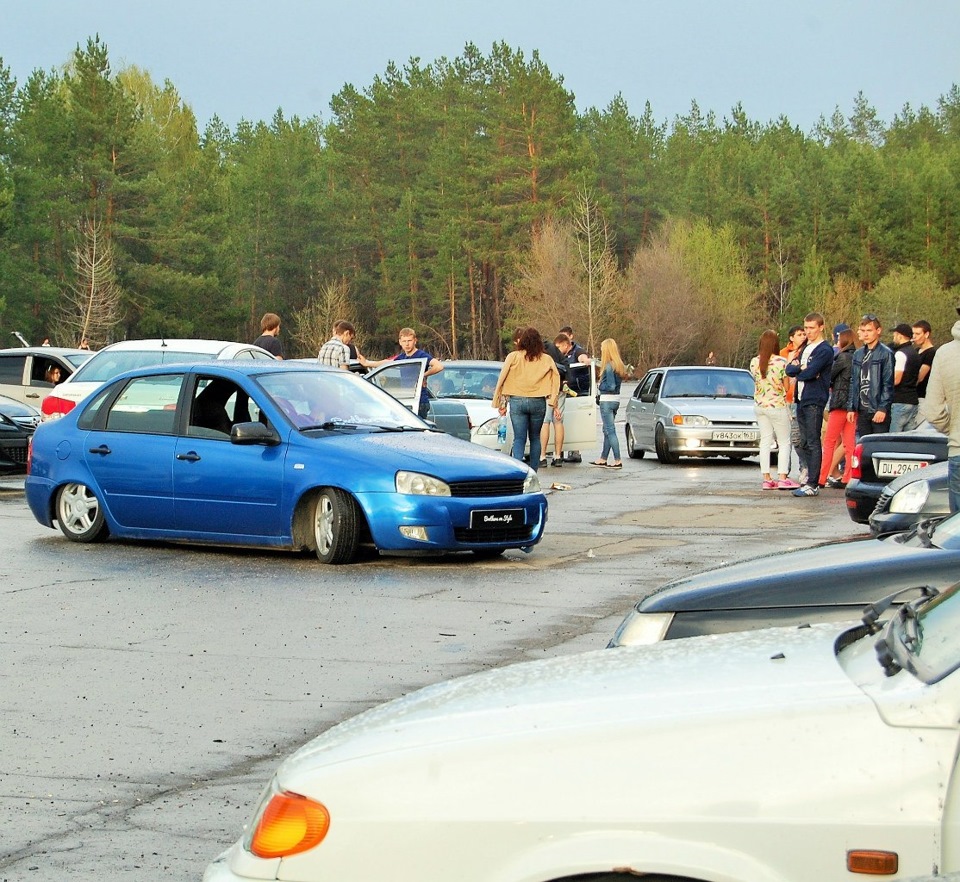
[890,403,918,434]
[796,402,825,488]
[950,455,960,514]
[599,400,620,461]
[508,396,546,470]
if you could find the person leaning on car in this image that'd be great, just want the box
[846,314,895,437]
[921,307,960,514]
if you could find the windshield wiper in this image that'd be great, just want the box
[298,420,360,431]
[862,584,939,634]
[872,586,940,677]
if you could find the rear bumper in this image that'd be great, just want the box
[845,478,881,524]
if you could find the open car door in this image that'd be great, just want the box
[366,358,428,412]
[544,360,597,453]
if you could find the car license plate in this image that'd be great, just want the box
[877,460,927,478]
[470,508,525,530]
[712,430,758,442]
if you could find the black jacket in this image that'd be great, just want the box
[828,344,855,411]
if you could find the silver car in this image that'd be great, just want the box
[624,365,760,463]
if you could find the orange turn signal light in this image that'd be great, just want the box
[847,849,898,875]
[250,791,330,859]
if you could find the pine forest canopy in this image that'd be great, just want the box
[1,36,958,369]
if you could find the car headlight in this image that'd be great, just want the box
[396,471,451,496]
[889,480,930,513]
[475,418,498,436]
[523,469,541,494]
[607,610,674,647]
[672,414,709,427]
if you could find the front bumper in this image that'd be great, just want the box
[663,425,760,457]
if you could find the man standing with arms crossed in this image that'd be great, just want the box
[846,314,895,437]
[785,312,834,497]
[922,308,960,513]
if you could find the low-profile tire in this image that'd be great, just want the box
[654,424,680,464]
[625,425,645,459]
[313,488,360,564]
[56,482,108,543]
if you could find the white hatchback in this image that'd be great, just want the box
[40,339,274,420]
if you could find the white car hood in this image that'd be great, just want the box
[666,396,755,418]
[281,623,864,776]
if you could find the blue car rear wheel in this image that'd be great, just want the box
[56,482,108,543]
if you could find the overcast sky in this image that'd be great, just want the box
[5,0,959,133]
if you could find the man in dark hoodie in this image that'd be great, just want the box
[785,312,835,497]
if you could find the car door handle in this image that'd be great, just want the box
[176,451,201,462]
[88,445,111,456]
[26,392,40,399]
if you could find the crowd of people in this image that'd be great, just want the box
[253,306,959,512]
[750,312,956,506]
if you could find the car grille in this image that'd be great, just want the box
[449,479,526,498]
[872,492,892,517]
[454,525,535,543]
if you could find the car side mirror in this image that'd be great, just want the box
[231,421,281,446]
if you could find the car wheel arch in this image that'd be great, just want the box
[292,487,371,555]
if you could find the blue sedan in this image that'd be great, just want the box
[25,362,547,563]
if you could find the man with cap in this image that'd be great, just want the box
[922,307,960,513]
[890,322,921,432]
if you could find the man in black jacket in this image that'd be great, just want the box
[847,314,895,438]
[890,323,921,432]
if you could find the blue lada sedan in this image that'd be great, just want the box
[25,362,547,564]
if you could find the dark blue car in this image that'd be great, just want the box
[25,362,547,564]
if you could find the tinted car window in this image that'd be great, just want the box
[0,355,26,384]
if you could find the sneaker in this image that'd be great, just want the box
[761,480,778,490]
[551,457,563,467]
[777,478,801,490]
[566,451,582,463]
[539,458,547,467]
[826,476,846,489]
[792,484,819,497]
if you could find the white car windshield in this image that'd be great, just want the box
[71,349,226,383]
[258,369,429,431]
[426,366,500,400]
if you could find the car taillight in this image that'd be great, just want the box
[849,442,863,479]
[40,395,75,420]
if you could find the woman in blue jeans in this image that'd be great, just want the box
[491,327,561,471]
[592,338,629,469]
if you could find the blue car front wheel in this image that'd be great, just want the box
[313,488,360,565]
[56,482,109,543]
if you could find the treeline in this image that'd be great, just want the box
[0,36,958,367]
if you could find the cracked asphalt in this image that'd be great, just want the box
[0,444,862,880]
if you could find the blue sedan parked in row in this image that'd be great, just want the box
[25,362,547,563]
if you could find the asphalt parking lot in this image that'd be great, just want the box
[0,445,883,879]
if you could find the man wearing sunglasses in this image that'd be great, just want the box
[846,314,895,438]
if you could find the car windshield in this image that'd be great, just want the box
[426,365,500,400]
[876,580,960,684]
[70,349,225,383]
[661,370,754,399]
[258,369,429,431]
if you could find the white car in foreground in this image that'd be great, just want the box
[205,582,960,881]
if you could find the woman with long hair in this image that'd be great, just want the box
[592,338,629,469]
[750,329,798,489]
[818,327,857,488]
[491,327,561,471]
